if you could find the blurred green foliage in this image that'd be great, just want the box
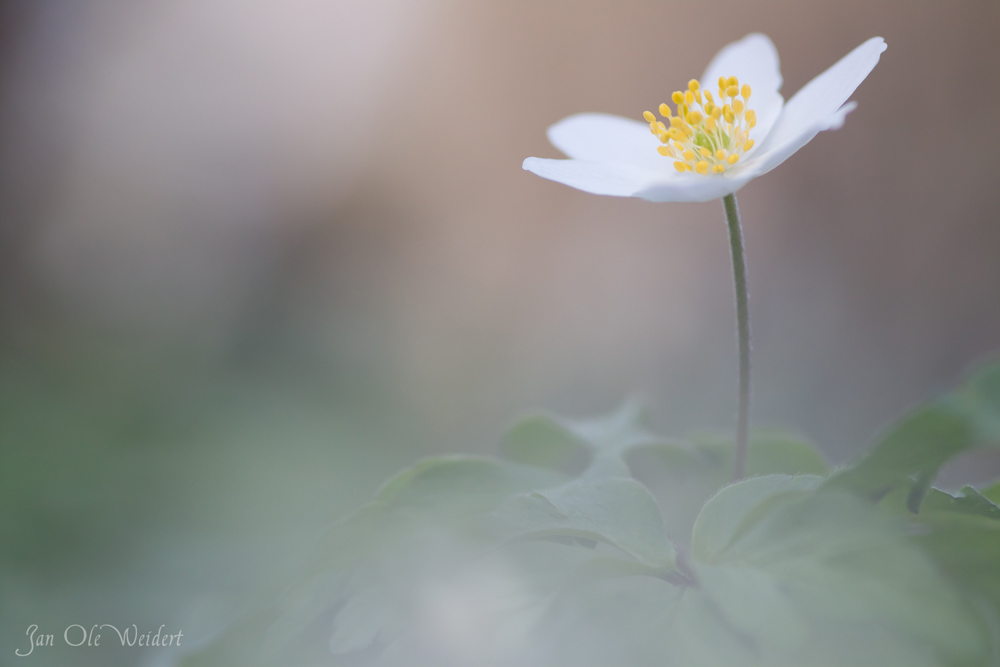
[183,358,1000,666]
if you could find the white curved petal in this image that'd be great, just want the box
[634,171,755,203]
[751,36,886,172]
[522,157,656,197]
[546,113,665,170]
[701,33,784,142]
[522,156,750,203]
[740,103,856,178]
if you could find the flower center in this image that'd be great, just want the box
[643,76,757,175]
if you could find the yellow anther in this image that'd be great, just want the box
[643,72,757,175]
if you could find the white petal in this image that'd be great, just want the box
[746,37,886,177]
[522,157,751,203]
[634,170,755,203]
[546,113,666,170]
[522,157,656,197]
[701,33,784,142]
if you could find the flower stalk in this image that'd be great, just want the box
[723,193,751,481]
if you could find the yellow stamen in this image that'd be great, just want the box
[647,72,757,176]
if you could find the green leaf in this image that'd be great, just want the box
[691,474,823,564]
[982,479,1000,505]
[689,478,989,665]
[492,477,676,570]
[827,358,1000,510]
[694,429,829,478]
[824,405,974,502]
[500,400,657,468]
[375,455,566,511]
[944,357,1000,444]
[627,431,827,544]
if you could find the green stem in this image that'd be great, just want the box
[723,193,751,482]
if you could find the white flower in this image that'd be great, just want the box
[523,34,886,203]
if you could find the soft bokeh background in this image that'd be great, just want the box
[1,1,998,664]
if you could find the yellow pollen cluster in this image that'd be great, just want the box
[643,76,757,175]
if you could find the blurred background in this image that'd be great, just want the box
[1,1,998,664]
